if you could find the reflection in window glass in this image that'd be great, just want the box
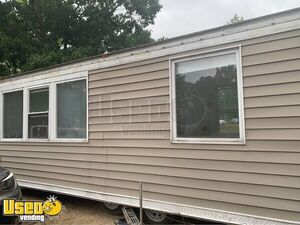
[175,53,240,139]
[57,80,86,138]
[3,91,23,138]
[28,114,48,138]
[28,88,49,139]
[29,88,49,112]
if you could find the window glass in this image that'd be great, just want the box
[28,114,48,138]
[57,80,86,138]
[28,88,49,139]
[175,53,240,139]
[29,88,49,112]
[3,91,23,138]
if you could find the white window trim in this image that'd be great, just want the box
[0,71,88,143]
[169,46,245,145]
[27,85,50,141]
[53,77,89,142]
[0,88,24,142]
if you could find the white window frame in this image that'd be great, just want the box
[27,85,50,141]
[53,77,88,142]
[0,89,24,141]
[169,46,245,144]
[0,71,88,142]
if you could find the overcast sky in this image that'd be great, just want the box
[149,0,300,39]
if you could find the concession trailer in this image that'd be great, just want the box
[0,7,300,225]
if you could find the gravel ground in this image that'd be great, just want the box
[22,188,120,225]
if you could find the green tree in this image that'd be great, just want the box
[228,14,244,24]
[0,0,162,76]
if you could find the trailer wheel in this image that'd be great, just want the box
[100,202,123,215]
[144,209,170,224]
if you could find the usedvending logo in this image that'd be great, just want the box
[3,195,63,223]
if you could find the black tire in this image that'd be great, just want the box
[143,209,171,224]
[100,202,123,215]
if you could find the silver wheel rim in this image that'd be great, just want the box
[144,209,167,223]
[103,202,120,210]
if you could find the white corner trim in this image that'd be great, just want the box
[18,179,300,225]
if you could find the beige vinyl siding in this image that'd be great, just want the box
[0,27,300,224]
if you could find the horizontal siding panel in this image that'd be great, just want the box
[245,105,300,118]
[6,157,91,168]
[7,162,300,208]
[89,61,168,81]
[105,143,300,155]
[105,155,300,175]
[89,69,168,88]
[87,139,104,146]
[242,35,300,56]
[89,78,169,96]
[89,131,104,139]
[244,94,300,108]
[244,82,300,97]
[247,129,300,140]
[1,139,298,152]
[243,59,300,77]
[16,174,96,192]
[104,169,300,190]
[3,139,298,153]
[8,168,106,186]
[4,156,300,179]
[7,157,300,202]
[246,117,300,129]
[89,113,170,124]
[89,96,169,110]
[13,172,111,195]
[3,156,111,168]
[102,130,170,140]
[243,47,300,66]
[245,140,300,152]
[89,87,169,102]
[10,158,300,202]
[89,104,169,117]
[0,145,101,153]
[3,148,300,164]
[140,184,300,212]
[101,139,300,152]
[105,146,300,161]
[110,158,300,178]
[0,146,105,155]
[0,151,107,162]
[89,122,170,132]
[4,160,300,199]
[243,71,300,87]
[3,162,93,178]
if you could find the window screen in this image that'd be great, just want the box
[28,88,49,139]
[174,53,240,139]
[57,80,86,138]
[3,91,23,138]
